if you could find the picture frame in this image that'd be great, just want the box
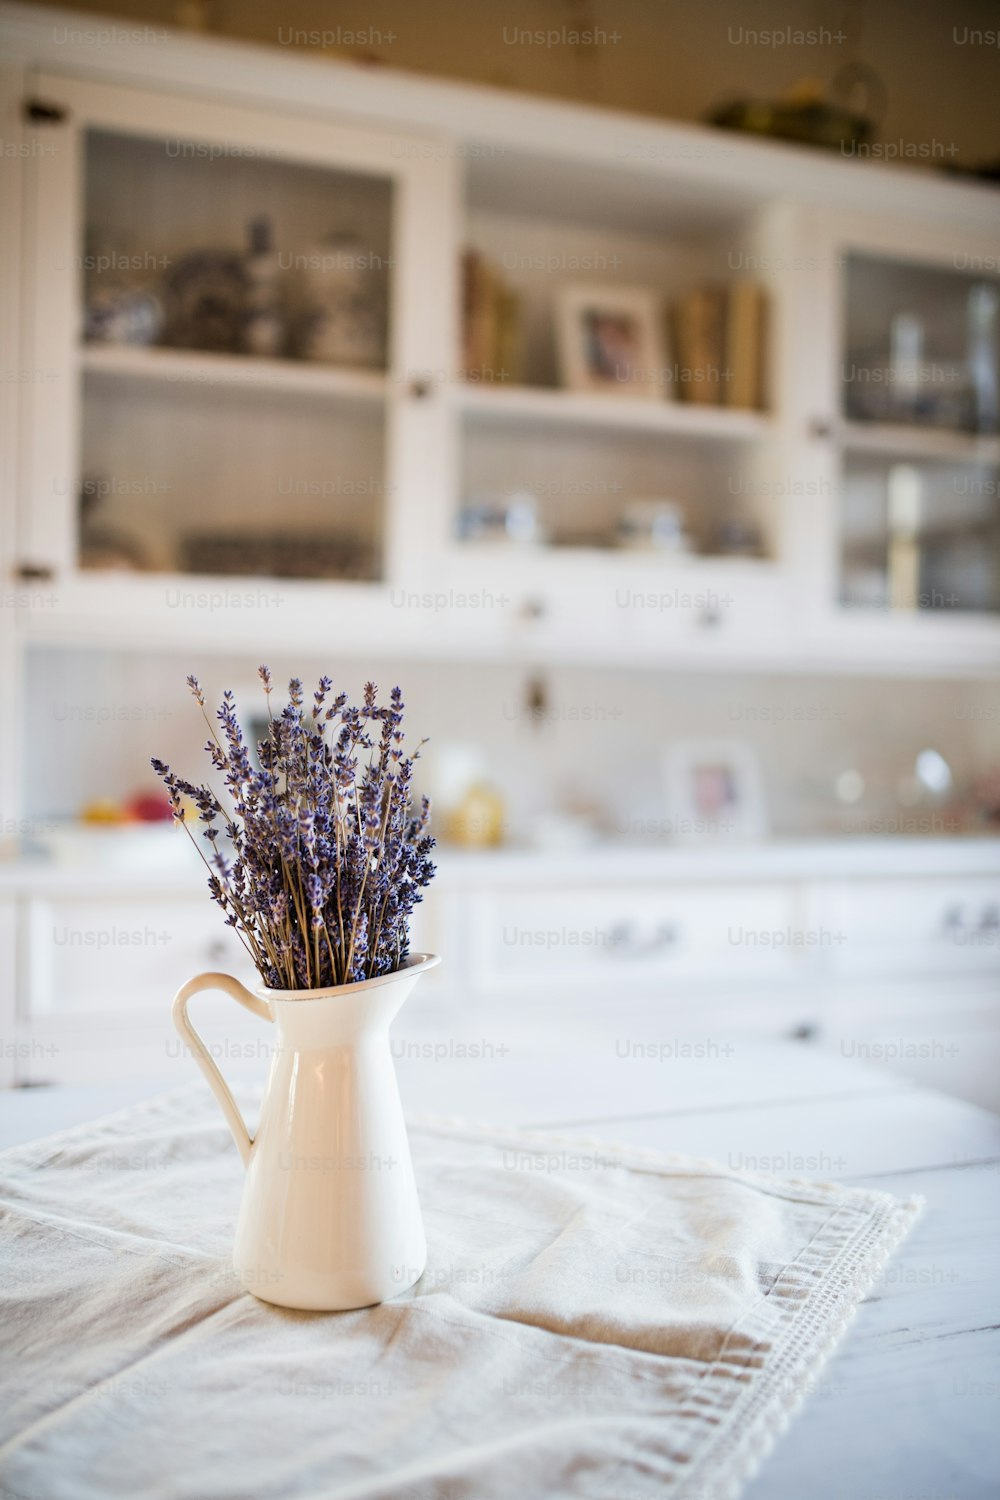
[556,284,666,397]
[662,739,769,843]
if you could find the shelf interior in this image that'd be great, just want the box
[842,251,1000,436]
[83,127,393,366]
[455,184,775,561]
[74,123,398,582]
[459,407,778,558]
[79,375,387,581]
[463,202,769,398]
[840,451,1000,614]
[465,145,763,238]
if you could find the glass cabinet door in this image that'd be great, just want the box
[79,131,391,583]
[840,451,1000,614]
[838,252,1000,618]
[20,73,451,593]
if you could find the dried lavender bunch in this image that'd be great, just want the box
[152,669,436,990]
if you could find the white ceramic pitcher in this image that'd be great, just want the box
[172,953,439,1312]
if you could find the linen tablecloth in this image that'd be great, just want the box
[0,1082,921,1500]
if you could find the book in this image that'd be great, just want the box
[725,280,767,410]
[461,250,520,383]
[494,285,521,385]
[672,287,725,404]
[671,282,767,408]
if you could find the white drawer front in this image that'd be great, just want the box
[817,878,1000,977]
[470,883,800,990]
[25,896,250,1016]
[616,568,787,653]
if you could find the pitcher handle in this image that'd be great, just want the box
[172,971,273,1168]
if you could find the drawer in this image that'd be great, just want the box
[468,883,800,991]
[614,565,788,653]
[816,878,1000,977]
[23,895,250,1016]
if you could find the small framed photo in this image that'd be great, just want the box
[663,740,768,843]
[556,284,665,397]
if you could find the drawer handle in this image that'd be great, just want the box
[518,596,548,622]
[607,922,678,957]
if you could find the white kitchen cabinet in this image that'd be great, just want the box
[5,843,1000,1106]
[23,894,249,1017]
[13,887,264,1086]
[412,846,1000,1110]
[0,7,998,1103]
[0,5,996,673]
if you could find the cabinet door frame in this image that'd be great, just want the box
[19,70,458,604]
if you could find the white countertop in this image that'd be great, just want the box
[1,834,999,894]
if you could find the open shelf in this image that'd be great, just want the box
[80,344,389,404]
[839,421,1000,466]
[455,382,769,441]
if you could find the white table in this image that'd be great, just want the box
[2,1019,998,1500]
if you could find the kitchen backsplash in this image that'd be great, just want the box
[23,647,1000,842]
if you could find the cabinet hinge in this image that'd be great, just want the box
[23,98,68,125]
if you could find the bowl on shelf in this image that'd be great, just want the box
[36,821,198,872]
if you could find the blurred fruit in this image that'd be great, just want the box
[125,791,174,823]
[79,799,125,825]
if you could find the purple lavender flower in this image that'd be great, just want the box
[152,671,436,990]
